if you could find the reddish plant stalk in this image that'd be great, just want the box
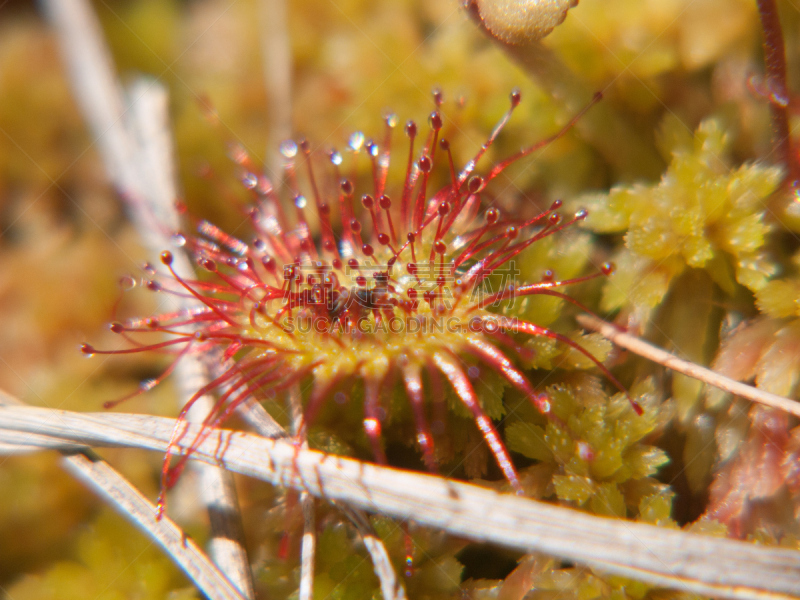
[755,0,798,183]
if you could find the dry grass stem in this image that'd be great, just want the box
[42,1,254,595]
[0,392,246,600]
[1,404,799,600]
[336,504,408,600]
[298,493,316,600]
[288,383,317,600]
[576,314,800,417]
[62,453,249,600]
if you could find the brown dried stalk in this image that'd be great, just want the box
[755,0,797,182]
[576,314,800,417]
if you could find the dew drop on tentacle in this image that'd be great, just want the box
[262,254,276,273]
[241,172,258,190]
[119,275,137,291]
[348,131,365,152]
[279,139,298,158]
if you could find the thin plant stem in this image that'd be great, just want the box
[755,0,797,182]
[463,0,663,180]
[288,383,316,600]
[336,504,408,600]
[0,391,246,600]
[576,314,800,417]
[42,1,254,596]
[2,405,800,600]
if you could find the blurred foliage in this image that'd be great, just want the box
[2,0,800,598]
[4,509,200,600]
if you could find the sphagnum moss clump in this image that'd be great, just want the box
[576,117,783,320]
[505,378,671,516]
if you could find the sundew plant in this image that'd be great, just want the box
[1,1,800,600]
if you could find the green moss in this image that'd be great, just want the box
[576,118,782,317]
[507,379,671,517]
[4,510,199,600]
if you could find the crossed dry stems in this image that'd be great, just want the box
[3,1,800,600]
